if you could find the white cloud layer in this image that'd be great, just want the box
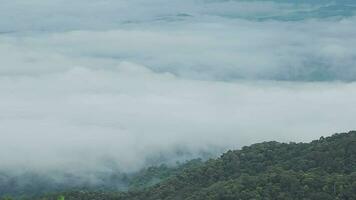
[1,56,356,172]
[0,0,356,173]
[2,0,356,81]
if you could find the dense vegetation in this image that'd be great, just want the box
[3,131,356,200]
[0,159,203,199]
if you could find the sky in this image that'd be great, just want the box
[1,0,356,174]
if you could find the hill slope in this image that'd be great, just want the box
[31,131,356,199]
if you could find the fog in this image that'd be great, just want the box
[1,0,356,176]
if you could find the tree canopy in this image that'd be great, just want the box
[4,131,356,200]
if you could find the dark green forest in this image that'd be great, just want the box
[3,131,356,200]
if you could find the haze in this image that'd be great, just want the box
[1,0,356,174]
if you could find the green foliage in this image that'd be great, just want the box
[116,131,356,200]
[0,158,202,199]
[1,196,13,200]
[129,159,203,190]
[57,195,65,200]
[5,131,356,200]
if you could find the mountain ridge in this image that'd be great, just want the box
[34,131,356,200]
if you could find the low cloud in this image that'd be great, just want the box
[2,17,356,81]
[1,57,356,172]
[0,0,356,174]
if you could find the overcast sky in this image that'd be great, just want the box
[1,0,356,173]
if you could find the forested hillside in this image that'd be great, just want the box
[0,159,204,199]
[117,131,356,200]
[35,131,356,200]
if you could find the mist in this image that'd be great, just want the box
[0,0,356,184]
